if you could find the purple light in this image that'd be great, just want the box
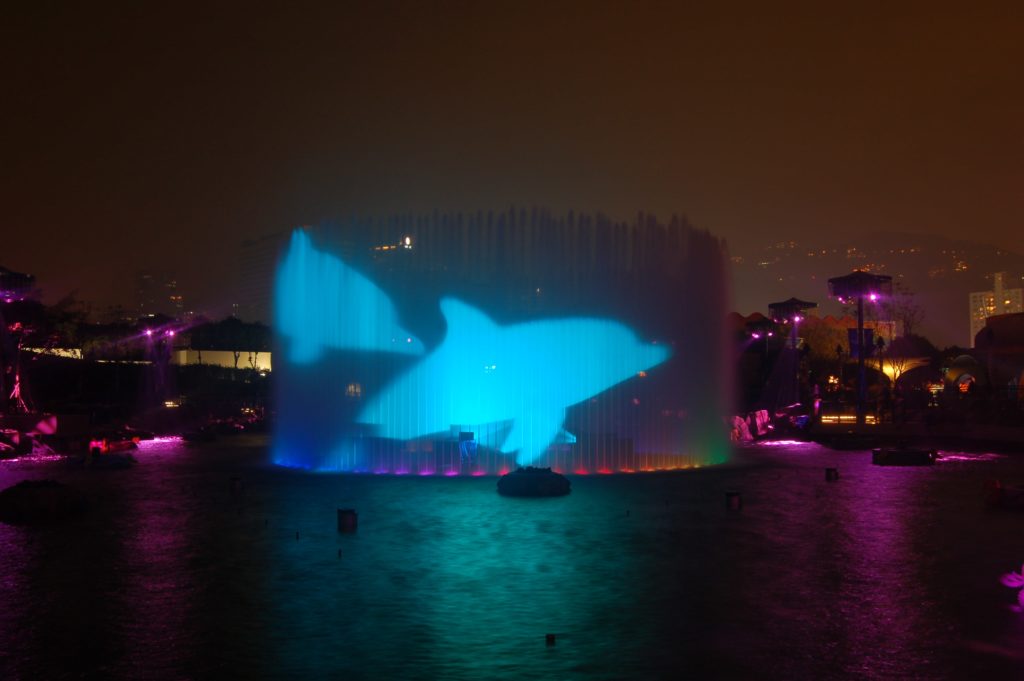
[793,315,803,323]
[869,293,879,302]
[1001,564,1024,610]
[136,436,183,447]
[0,453,64,464]
[145,329,153,337]
[166,330,176,337]
[767,331,774,337]
[751,332,761,339]
[755,439,816,448]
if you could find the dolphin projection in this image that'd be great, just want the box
[358,298,672,465]
[275,230,425,363]
[274,216,731,474]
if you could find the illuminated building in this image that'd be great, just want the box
[135,270,184,318]
[273,210,732,474]
[969,272,1023,347]
[0,266,35,302]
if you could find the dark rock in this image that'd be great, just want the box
[497,467,571,497]
[0,479,86,525]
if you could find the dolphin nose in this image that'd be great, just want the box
[649,344,670,364]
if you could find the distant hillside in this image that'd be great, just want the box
[729,231,1024,347]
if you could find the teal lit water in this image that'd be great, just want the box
[2,437,1024,679]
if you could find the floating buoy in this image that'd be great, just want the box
[825,468,840,482]
[725,491,742,510]
[295,531,300,540]
[545,633,556,646]
[337,508,358,533]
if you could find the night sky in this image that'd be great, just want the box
[4,3,1022,314]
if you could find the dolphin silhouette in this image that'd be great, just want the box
[358,298,671,465]
[274,230,425,363]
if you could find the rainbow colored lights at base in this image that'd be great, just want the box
[273,220,732,474]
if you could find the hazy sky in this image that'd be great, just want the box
[4,2,1022,312]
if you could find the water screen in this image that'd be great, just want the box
[273,211,730,474]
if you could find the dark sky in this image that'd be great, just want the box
[4,2,1023,313]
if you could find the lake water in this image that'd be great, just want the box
[2,437,1023,679]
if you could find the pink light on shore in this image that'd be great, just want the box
[136,436,183,447]
[753,439,815,448]
[0,453,64,464]
[1000,565,1024,610]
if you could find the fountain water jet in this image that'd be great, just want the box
[273,210,732,474]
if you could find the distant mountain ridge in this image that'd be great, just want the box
[731,231,1024,347]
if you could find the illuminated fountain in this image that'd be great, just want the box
[273,211,731,474]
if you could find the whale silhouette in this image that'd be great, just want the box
[358,298,671,465]
[274,230,425,363]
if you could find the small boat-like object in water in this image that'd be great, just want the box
[871,446,937,466]
[497,467,571,497]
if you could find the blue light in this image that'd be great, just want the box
[272,226,721,473]
[358,298,670,466]
[275,230,425,363]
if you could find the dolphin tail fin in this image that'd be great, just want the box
[502,411,568,466]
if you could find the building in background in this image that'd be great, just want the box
[0,266,36,301]
[237,231,291,323]
[969,272,1023,346]
[135,270,184,318]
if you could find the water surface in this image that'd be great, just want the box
[2,437,1023,679]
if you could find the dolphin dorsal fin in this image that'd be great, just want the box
[440,298,496,334]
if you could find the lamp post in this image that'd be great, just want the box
[836,343,845,403]
[876,335,886,384]
[768,297,817,408]
[827,271,893,426]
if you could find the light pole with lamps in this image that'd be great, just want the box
[827,271,893,426]
[768,297,817,408]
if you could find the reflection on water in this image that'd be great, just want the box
[2,438,1024,679]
